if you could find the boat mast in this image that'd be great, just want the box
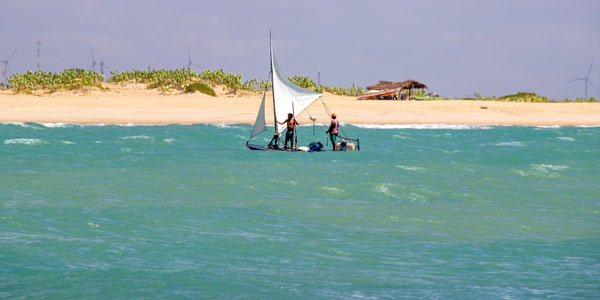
[270,30,278,134]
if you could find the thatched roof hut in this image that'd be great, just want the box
[367,81,404,90]
[367,80,428,91]
[401,79,427,90]
[359,79,429,100]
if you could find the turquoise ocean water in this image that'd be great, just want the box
[1,122,599,299]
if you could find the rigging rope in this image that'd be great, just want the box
[320,97,350,138]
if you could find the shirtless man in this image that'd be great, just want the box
[278,113,298,149]
[326,113,339,151]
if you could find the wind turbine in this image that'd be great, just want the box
[89,46,99,72]
[99,60,112,76]
[572,59,595,99]
[186,46,202,70]
[1,49,17,85]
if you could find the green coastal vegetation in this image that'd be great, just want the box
[287,75,366,96]
[0,67,365,97]
[1,68,597,102]
[183,81,216,96]
[461,92,598,103]
[3,68,106,93]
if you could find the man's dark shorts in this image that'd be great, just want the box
[285,130,294,143]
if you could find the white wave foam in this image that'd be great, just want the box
[61,140,76,145]
[205,123,243,129]
[1,122,179,127]
[270,179,298,186]
[163,138,175,143]
[533,126,561,131]
[1,122,43,129]
[392,134,413,140]
[1,122,26,126]
[80,123,171,127]
[395,165,426,172]
[514,170,528,177]
[353,124,494,130]
[76,123,171,127]
[557,137,575,141]
[297,123,328,128]
[116,123,171,127]
[495,141,524,147]
[376,184,390,195]
[4,138,43,145]
[515,164,570,177]
[40,123,76,128]
[87,222,99,228]
[532,164,570,171]
[321,186,344,194]
[121,135,154,141]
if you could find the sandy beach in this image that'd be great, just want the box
[1,84,599,126]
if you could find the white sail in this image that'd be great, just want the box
[271,46,322,134]
[249,90,267,140]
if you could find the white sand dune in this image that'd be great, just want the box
[1,84,599,126]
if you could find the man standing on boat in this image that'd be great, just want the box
[327,113,339,151]
[278,113,298,149]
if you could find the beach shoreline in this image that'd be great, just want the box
[1,85,599,126]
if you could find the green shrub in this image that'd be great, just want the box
[184,81,216,96]
[288,75,317,90]
[109,67,198,91]
[8,68,104,93]
[7,65,368,98]
[498,92,548,102]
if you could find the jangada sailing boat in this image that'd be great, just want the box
[246,33,360,152]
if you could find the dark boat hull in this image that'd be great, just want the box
[246,144,323,152]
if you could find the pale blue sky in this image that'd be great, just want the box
[1,0,599,99]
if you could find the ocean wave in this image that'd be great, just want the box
[392,134,413,140]
[116,123,172,127]
[533,126,561,130]
[4,138,44,145]
[352,124,494,130]
[61,140,76,145]
[0,122,176,128]
[297,123,328,127]
[320,186,344,194]
[88,222,100,228]
[557,137,575,141]
[395,165,426,172]
[532,164,570,171]
[494,141,525,147]
[375,184,391,196]
[270,179,298,186]
[515,164,570,178]
[1,122,44,129]
[121,135,154,141]
[87,123,171,127]
[1,122,27,126]
[204,123,244,129]
[40,123,78,128]
[163,138,175,143]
